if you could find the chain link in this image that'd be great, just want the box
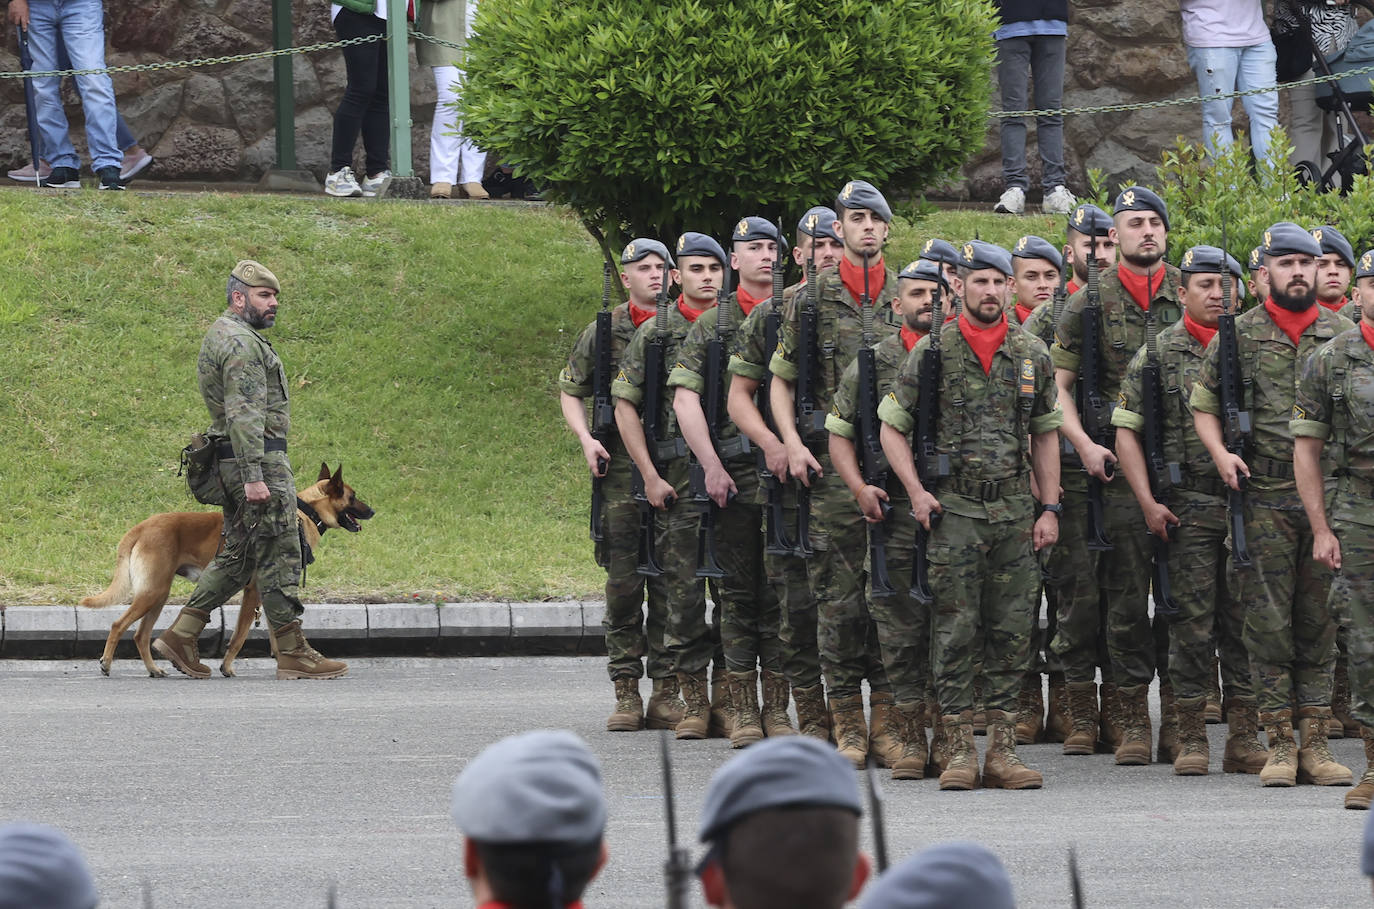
[408,28,466,51]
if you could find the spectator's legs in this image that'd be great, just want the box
[429,65,460,185]
[26,0,79,171]
[58,0,120,171]
[330,9,387,174]
[361,37,390,177]
[1028,35,1067,192]
[1186,44,1241,156]
[996,36,1032,192]
[1236,40,1280,169]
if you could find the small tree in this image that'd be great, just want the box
[461,0,997,271]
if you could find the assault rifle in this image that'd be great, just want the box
[761,219,798,555]
[589,262,615,565]
[1078,234,1115,551]
[794,232,826,557]
[856,251,895,597]
[1052,249,1069,339]
[1139,267,1180,616]
[1217,226,1252,567]
[660,732,692,909]
[910,284,949,604]
[634,262,676,576]
[864,756,890,873]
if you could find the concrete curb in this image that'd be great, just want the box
[0,601,611,660]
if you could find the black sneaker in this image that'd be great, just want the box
[97,166,125,190]
[41,166,81,189]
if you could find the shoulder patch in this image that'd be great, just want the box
[1293,403,1306,420]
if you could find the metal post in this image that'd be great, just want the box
[386,7,413,177]
[271,0,295,170]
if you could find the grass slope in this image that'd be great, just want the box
[0,190,1058,604]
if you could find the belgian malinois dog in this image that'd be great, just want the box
[81,463,374,677]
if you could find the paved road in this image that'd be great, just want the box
[2,656,1370,908]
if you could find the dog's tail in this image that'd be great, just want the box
[79,531,137,608]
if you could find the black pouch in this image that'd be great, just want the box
[180,432,227,506]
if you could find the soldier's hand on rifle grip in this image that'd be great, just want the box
[706,464,737,508]
[911,490,942,531]
[787,438,823,484]
[582,439,610,477]
[763,437,790,481]
[1217,452,1250,492]
[1033,510,1059,551]
[647,476,677,510]
[856,484,890,523]
[1313,529,1343,572]
[1144,501,1179,541]
[1081,442,1117,482]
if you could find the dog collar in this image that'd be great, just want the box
[296,497,328,537]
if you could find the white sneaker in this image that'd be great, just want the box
[994,186,1026,215]
[325,166,363,198]
[360,169,392,197]
[1042,184,1076,215]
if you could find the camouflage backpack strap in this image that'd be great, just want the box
[1105,299,1129,351]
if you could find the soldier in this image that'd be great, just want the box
[1341,249,1372,323]
[1110,245,1267,776]
[1007,234,1061,327]
[450,730,607,908]
[1192,221,1354,787]
[919,238,963,295]
[558,239,682,733]
[860,842,1016,909]
[769,180,902,766]
[827,258,943,779]
[155,260,347,680]
[1292,271,1374,807]
[1051,186,1181,765]
[726,207,840,742]
[613,233,723,739]
[696,737,871,909]
[879,240,1063,790]
[1246,245,1269,305]
[1310,224,1355,314]
[1062,203,1116,295]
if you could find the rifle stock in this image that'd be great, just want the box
[590,263,616,563]
[910,285,948,603]
[1217,227,1252,567]
[1078,235,1114,551]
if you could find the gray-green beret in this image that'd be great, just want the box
[836,179,892,222]
[1262,221,1322,258]
[621,238,674,267]
[0,823,99,909]
[698,737,861,843]
[231,259,280,291]
[1011,234,1063,270]
[798,206,841,242]
[1309,225,1355,267]
[960,240,1014,277]
[899,258,950,289]
[860,842,1015,909]
[1113,185,1170,232]
[1067,203,1112,237]
[732,216,781,244]
[1180,245,1243,280]
[676,231,727,267]
[919,238,962,268]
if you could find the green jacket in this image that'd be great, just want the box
[416,0,465,67]
[198,311,290,485]
[1293,325,1374,525]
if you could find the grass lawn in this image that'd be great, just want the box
[0,189,1060,604]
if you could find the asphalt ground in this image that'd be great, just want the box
[2,656,1371,909]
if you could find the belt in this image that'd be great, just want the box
[217,438,288,460]
[937,474,1026,502]
[1175,474,1228,498]
[1249,455,1295,480]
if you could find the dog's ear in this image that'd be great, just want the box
[328,464,344,494]
[318,462,332,482]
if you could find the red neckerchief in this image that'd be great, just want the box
[1067,279,1081,295]
[958,313,1009,374]
[839,255,887,305]
[628,302,654,328]
[736,285,769,316]
[1183,311,1217,348]
[901,324,926,351]
[1320,295,1348,313]
[678,294,710,322]
[1015,302,1035,324]
[1362,320,1374,351]
[1264,297,1319,345]
[1116,265,1160,311]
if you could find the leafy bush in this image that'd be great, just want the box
[460,0,997,265]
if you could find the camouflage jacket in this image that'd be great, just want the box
[878,320,1063,522]
[826,331,917,503]
[558,302,646,477]
[612,302,711,446]
[198,310,289,485]
[1019,300,1058,348]
[1292,325,1374,525]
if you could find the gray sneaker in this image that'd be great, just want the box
[325,166,363,198]
[1043,185,1076,215]
[994,186,1025,215]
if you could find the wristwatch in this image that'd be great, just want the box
[1038,503,1063,517]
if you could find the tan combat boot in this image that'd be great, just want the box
[971,681,987,736]
[1015,674,1045,745]
[1044,673,1071,743]
[926,697,949,776]
[709,666,736,738]
[938,711,981,791]
[1099,682,1125,752]
[1345,726,1374,809]
[606,678,644,732]
[1063,681,1099,756]
[1296,706,1354,786]
[1222,700,1269,774]
[272,621,348,680]
[646,677,685,730]
[1258,709,1298,787]
[1205,653,1223,724]
[891,701,929,781]
[759,670,797,737]
[830,693,869,768]
[983,709,1043,789]
[1173,695,1209,776]
[868,690,903,767]
[793,684,832,742]
[675,670,711,739]
[152,607,213,679]
[728,670,765,748]
[1114,683,1152,765]
[1334,660,1361,738]
[1157,683,1180,765]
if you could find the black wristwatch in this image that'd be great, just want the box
[1038,503,1063,517]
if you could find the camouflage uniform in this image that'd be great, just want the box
[770,265,899,699]
[1191,305,1352,711]
[1111,320,1252,702]
[559,304,670,682]
[185,309,303,628]
[1050,265,1183,688]
[878,320,1064,714]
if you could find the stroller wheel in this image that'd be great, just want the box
[1294,160,1322,187]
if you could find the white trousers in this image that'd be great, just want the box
[429,64,487,184]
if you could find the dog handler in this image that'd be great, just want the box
[154,260,348,680]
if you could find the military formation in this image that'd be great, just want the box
[559,179,1374,807]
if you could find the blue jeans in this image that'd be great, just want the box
[1186,42,1280,167]
[53,41,135,152]
[27,0,120,171]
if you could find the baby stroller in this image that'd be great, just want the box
[1297,0,1374,193]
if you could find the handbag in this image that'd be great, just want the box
[180,432,227,506]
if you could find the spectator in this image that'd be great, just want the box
[861,842,1016,909]
[326,0,399,198]
[8,0,125,189]
[1179,0,1280,169]
[420,0,489,199]
[0,822,99,909]
[1275,0,1358,186]
[992,0,1075,216]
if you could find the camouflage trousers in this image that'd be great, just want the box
[1159,494,1252,702]
[869,495,933,704]
[711,497,784,674]
[766,498,821,689]
[807,473,889,699]
[1235,501,1336,712]
[1330,516,1374,729]
[186,454,304,629]
[1047,482,1112,684]
[927,510,1036,714]
[599,487,671,682]
[656,458,715,675]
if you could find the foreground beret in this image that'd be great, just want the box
[698,737,861,843]
[676,231,728,266]
[451,730,606,845]
[1067,203,1112,237]
[1364,810,1374,875]
[919,238,962,268]
[733,216,782,245]
[861,842,1015,909]
[1262,221,1323,258]
[0,823,99,909]
[1358,249,1374,280]
[899,259,950,289]
[960,240,1014,277]
[798,206,841,242]
[1113,185,1170,232]
[836,179,893,222]
[231,259,280,291]
[1179,245,1243,280]
[621,238,674,267]
[1309,225,1355,267]
[1011,234,1063,271]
